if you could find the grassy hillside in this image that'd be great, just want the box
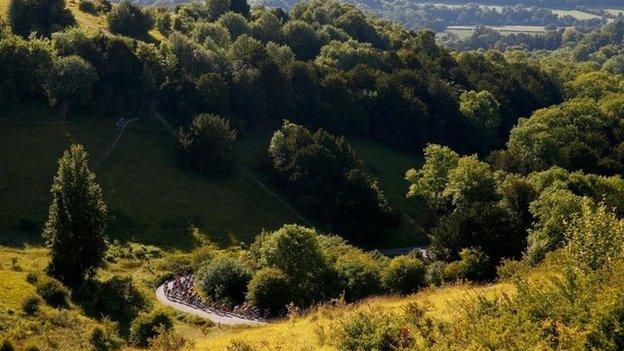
[0,244,219,350]
[0,106,425,249]
[0,245,512,351]
[235,132,426,248]
[192,282,512,350]
[0,0,165,41]
[0,107,304,248]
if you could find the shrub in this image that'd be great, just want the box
[36,277,70,308]
[26,272,38,284]
[107,1,153,38]
[22,295,42,316]
[227,340,255,351]
[130,309,173,347]
[106,241,163,261]
[197,256,252,304]
[158,254,193,275]
[382,256,426,295]
[0,340,15,351]
[246,268,292,317]
[90,276,150,323]
[148,327,188,351]
[566,201,624,272]
[78,0,97,14]
[444,247,492,282]
[334,253,382,302]
[252,225,334,306]
[178,114,237,175]
[425,261,447,286]
[586,291,624,351]
[90,320,123,351]
[336,309,412,351]
[496,259,527,280]
[7,0,75,37]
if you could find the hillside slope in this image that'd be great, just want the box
[0,108,303,248]
[0,245,511,351]
[192,282,512,350]
[0,107,424,249]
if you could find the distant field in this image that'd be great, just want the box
[551,9,601,20]
[431,2,603,22]
[447,25,546,33]
[432,3,504,12]
[605,8,624,16]
[445,24,546,39]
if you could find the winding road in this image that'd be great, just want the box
[155,281,266,326]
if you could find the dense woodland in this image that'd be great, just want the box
[3,0,624,349]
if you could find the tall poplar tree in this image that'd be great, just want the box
[43,144,107,286]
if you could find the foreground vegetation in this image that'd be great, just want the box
[3,0,624,349]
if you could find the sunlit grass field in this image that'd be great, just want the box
[0,245,513,351]
[192,282,513,350]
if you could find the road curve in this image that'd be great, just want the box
[155,282,266,326]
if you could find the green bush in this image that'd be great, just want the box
[158,254,193,275]
[7,0,75,37]
[36,277,70,308]
[178,114,237,175]
[78,0,97,14]
[0,340,15,351]
[444,247,491,282]
[107,1,153,38]
[336,309,412,351]
[425,261,447,286]
[246,267,292,317]
[197,256,252,304]
[22,295,42,316]
[252,225,334,306]
[334,253,382,302]
[586,291,624,351]
[496,259,527,280]
[90,276,149,323]
[382,256,426,295]
[26,272,38,284]
[130,309,173,347]
[106,241,163,261]
[90,320,123,351]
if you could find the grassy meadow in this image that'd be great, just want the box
[191,282,512,350]
[0,106,426,249]
[0,245,513,351]
[0,107,303,249]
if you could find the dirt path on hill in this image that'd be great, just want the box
[92,118,138,170]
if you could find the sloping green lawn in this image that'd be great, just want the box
[0,105,427,250]
[0,107,301,248]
